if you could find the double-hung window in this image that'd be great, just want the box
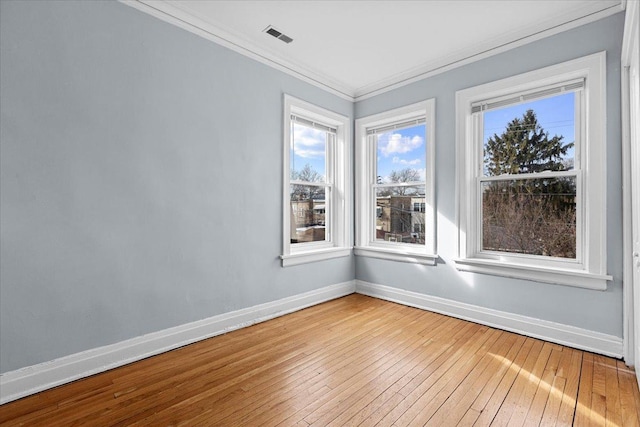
[455,52,611,289]
[281,95,351,267]
[355,100,436,264]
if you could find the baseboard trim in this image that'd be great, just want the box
[355,280,623,358]
[2,279,623,404]
[0,280,356,404]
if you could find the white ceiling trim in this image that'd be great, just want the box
[355,2,624,101]
[121,0,623,102]
[121,0,355,101]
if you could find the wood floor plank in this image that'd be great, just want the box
[575,352,596,427]
[498,340,554,426]
[556,349,584,426]
[589,355,612,427]
[541,375,568,426]
[631,364,640,419]
[1,294,639,427]
[590,392,608,427]
[618,368,640,427]
[603,355,623,427]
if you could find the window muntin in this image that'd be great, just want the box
[476,90,581,261]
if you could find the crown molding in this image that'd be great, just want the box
[121,0,622,103]
[354,1,623,101]
[120,0,356,101]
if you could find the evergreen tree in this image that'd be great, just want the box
[484,109,573,175]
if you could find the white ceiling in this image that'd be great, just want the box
[130,0,623,100]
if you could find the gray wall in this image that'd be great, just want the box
[355,13,625,337]
[0,0,353,373]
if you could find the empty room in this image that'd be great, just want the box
[1,0,640,425]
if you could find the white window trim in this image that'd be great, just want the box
[355,99,437,265]
[281,94,352,267]
[454,52,612,290]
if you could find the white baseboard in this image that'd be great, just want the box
[2,279,623,404]
[0,280,356,404]
[355,280,623,358]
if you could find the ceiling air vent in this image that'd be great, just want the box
[264,25,293,44]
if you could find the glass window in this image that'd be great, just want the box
[355,100,436,265]
[281,95,351,267]
[455,53,611,289]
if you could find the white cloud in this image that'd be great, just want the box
[295,149,325,159]
[378,133,423,157]
[392,157,421,166]
[292,124,326,158]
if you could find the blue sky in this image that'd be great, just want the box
[291,122,428,184]
[376,124,426,183]
[291,93,574,183]
[483,92,576,170]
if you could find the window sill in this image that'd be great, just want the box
[354,246,438,265]
[281,247,352,267]
[453,258,612,290]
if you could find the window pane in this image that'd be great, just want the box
[375,124,426,184]
[375,185,424,244]
[290,184,327,244]
[291,123,326,182]
[481,177,576,258]
[483,92,575,176]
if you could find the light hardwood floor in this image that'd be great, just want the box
[1,294,639,426]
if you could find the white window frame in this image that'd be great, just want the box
[455,52,612,289]
[355,99,437,265]
[281,95,352,267]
